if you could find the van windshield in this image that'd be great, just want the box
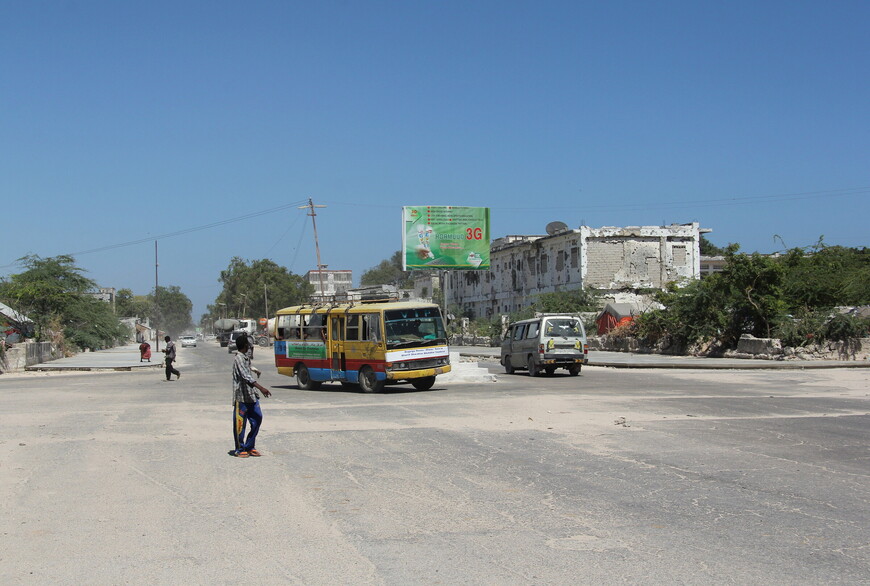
[543,318,584,338]
[384,307,447,349]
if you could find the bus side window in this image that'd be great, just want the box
[346,314,360,341]
[305,314,325,340]
[276,315,289,340]
[362,314,381,342]
[513,325,526,341]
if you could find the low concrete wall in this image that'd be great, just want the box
[728,335,870,361]
[449,334,501,347]
[0,342,62,373]
[589,333,870,361]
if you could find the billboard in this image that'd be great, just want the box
[402,206,490,270]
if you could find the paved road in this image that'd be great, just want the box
[22,341,869,372]
[454,345,870,370]
[2,342,868,584]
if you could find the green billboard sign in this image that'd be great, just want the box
[402,206,490,270]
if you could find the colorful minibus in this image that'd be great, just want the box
[272,300,451,392]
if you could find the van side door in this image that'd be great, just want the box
[524,320,541,367]
[510,324,526,368]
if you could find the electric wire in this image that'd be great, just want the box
[1,199,311,269]
[322,185,870,211]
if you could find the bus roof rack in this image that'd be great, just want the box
[359,293,399,303]
[534,312,582,318]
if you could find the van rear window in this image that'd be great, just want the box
[543,318,584,337]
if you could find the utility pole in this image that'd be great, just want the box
[299,198,327,298]
[154,240,159,352]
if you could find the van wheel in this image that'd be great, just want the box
[296,363,322,390]
[503,356,515,374]
[569,365,582,376]
[544,366,556,376]
[527,356,539,377]
[359,366,385,393]
[411,376,436,391]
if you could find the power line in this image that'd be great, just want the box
[322,185,869,211]
[1,199,310,269]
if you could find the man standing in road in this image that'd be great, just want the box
[162,335,181,381]
[232,333,271,458]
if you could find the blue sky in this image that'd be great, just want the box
[2,1,868,319]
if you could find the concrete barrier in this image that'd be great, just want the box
[0,341,62,373]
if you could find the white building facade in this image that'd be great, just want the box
[443,223,706,318]
[305,269,353,298]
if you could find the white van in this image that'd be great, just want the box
[500,314,588,376]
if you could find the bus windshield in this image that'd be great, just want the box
[384,307,447,349]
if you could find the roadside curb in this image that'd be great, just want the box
[586,360,870,370]
[457,351,870,370]
[25,363,163,372]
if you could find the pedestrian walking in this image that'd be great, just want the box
[232,333,271,457]
[161,335,180,381]
[139,341,151,362]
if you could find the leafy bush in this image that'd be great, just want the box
[823,313,870,342]
[636,244,869,351]
[774,311,827,347]
[530,288,601,314]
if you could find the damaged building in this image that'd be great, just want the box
[443,223,708,319]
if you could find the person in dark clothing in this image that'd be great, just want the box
[162,335,180,381]
[232,333,271,457]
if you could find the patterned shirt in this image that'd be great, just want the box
[232,351,260,404]
[165,340,176,361]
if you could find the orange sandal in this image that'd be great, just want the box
[248,449,262,457]
[234,451,249,458]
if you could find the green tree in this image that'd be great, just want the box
[0,255,128,349]
[531,288,601,314]
[780,245,870,309]
[360,251,414,288]
[65,295,130,350]
[636,241,870,351]
[115,288,151,318]
[150,285,193,336]
[206,258,312,323]
[0,255,96,341]
[640,251,787,348]
[699,234,732,256]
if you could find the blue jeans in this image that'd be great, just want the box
[234,401,263,452]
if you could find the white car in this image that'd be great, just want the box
[180,335,197,348]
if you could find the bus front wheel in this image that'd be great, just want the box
[296,363,321,390]
[359,366,385,393]
[411,376,436,391]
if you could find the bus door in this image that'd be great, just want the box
[329,315,346,380]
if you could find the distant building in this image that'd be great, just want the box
[305,268,353,298]
[700,256,727,277]
[443,223,708,319]
[89,287,116,306]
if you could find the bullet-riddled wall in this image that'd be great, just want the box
[444,223,704,319]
